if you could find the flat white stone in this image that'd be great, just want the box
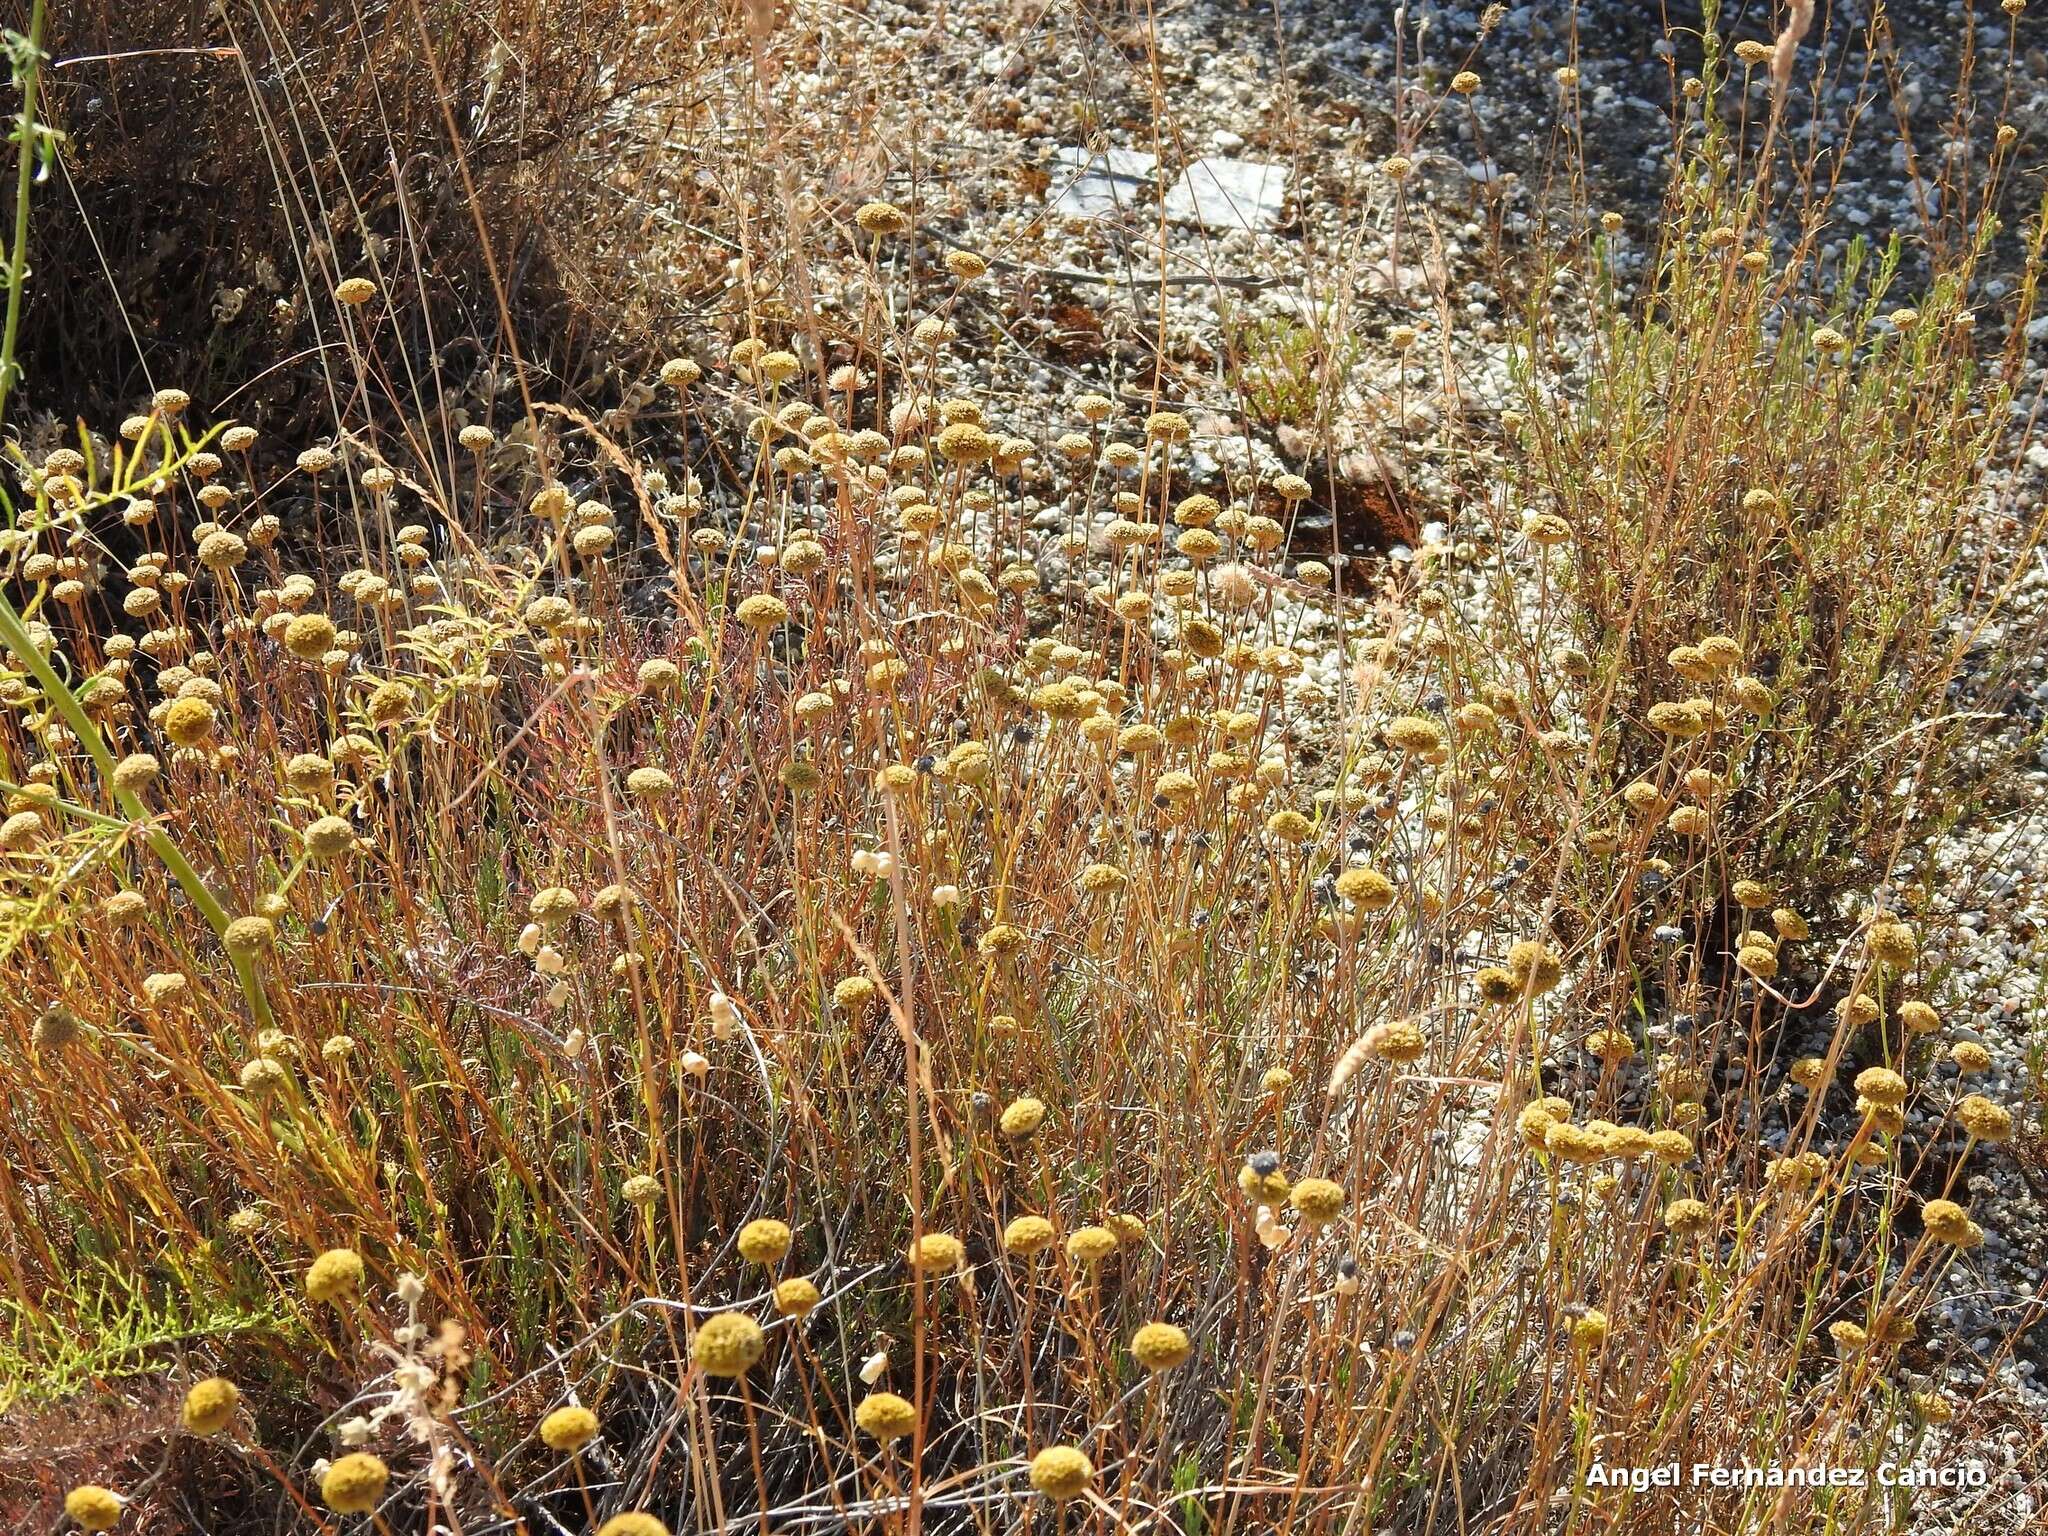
[1163,156,1286,232]
[1046,146,1157,219]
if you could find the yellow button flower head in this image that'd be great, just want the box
[66,1486,123,1531]
[163,694,216,747]
[1238,1150,1291,1203]
[1956,1093,2013,1143]
[1384,715,1444,754]
[855,1392,919,1441]
[1002,1215,1055,1256]
[1921,1199,1974,1244]
[692,1312,765,1377]
[180,1376,239,1436]
[596,1517,671,1536]
[1732,944,1776,980]
[1065,1225,1118,1265]
[284,612,337,659]
[305,816,356,862]
[1335,867,1394,910]
[1506,940,1562,996]
[321,1452,389,1514]
[1663,1198,1712,1238]
[998,1096,1047,1139]
[1867,920,1917,970]
[1649,1130,1694,1164]
[540,1404,599,1453]
[855,201,910,237]
[1898,1001,1939,1035]
[906,1231,964,1272]
[1289,1177,1346,1227]
[306,1247,365,1305]
[1130,1321,1192,1372]
[735,594,790,631]
[774,1277,821,1317]
[1029,1445,1095,1502]
[737,1219,792,1266]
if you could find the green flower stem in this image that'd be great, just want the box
[0,0,45,427]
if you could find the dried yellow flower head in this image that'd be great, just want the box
[855,200,910,236]
[907,1231,964,1272]
[539,1404,600,1453]
[1921,1199,1975,1244]
[999,1096,1047,1139]
[691,1311,765,1376]
[1029,1446,1095,1502]
[305,1247,365,1304]
[855,1392,919,1440]
[774,1277,821,1316]
[1956,1093,2013,1143]
[1130,1321,1192,1371]
[1384,715,1445,754]
[66,1486,124,1531]
[1867,920,1917,970]
[737,1218,793,1266]
[180,1376,239,1436]
[1505,940,1562,996]
[735,594,790,631]
[1289,1177,1346,1227]
[1002,1215,1056,1256]
[1066,1225,1118,1265]
[1663,1198,1712,1237]
[163,694,217,747]
[1949,1041,1991,1075]
[1362,1017,1426,1063]
[1335,866,1395,910]
[321,1453,390,1513]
